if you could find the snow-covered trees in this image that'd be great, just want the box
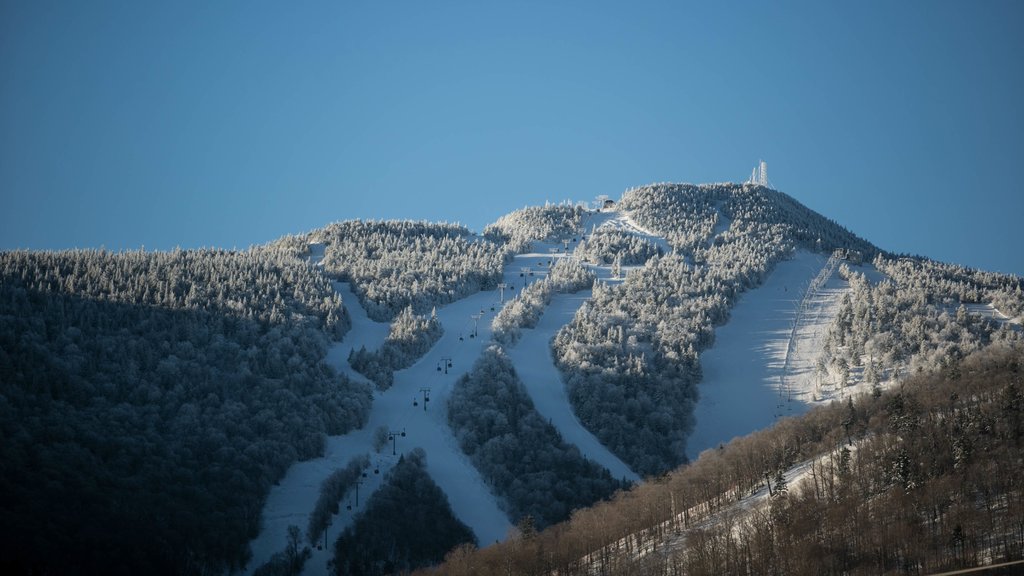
[574,229,662,266]
[275,220,507,321]
[306,454,371,548]
[447,346,628,529]
[0,248,372,575]
[350,306,443,389]
[422,345,1024,576]
[492,258,595,345]
[551,183,881,475]
[818,255,1023,389]
[484,204,587,253]
[331,449,475,576]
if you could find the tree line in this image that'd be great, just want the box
[0,248,372,575]
[447,346,629,530]
[273,220,507,321]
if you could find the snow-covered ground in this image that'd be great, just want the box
[581,209,675,257]
[504,290,640,483]
[249,276,519,574]
[252,241,610,573]
[687,251,863,460]
[962,302,1022,328]
[255,216,878,572]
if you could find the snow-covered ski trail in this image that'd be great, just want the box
[686,251,836,460]
[504,289,641,483]
[250,258,515,573]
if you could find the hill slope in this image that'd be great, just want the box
[2,183,1022,575]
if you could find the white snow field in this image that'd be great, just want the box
[686,251,867,460]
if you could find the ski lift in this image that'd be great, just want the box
[346,500,352,511]
[436,362,442,372]
[490,305,495,311]
[413,397,418,407]
[447,360,453,369]
[361,470,368,478]
[374,462,380,474]
[459,333,464,341]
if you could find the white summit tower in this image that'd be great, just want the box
[747,160,769,187]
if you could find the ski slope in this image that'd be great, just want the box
[249,274,517,574]
[686,251,857,460]
[504,289,641,483]
[254,213,871,572]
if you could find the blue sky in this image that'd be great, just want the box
[2,1,1022,275]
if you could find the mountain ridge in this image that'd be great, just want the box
[1,182,1021,575]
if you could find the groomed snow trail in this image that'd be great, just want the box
[504,289,641,483]
[250,260,516,573]
[686,251,843,460]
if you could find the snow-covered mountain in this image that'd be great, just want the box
[2,183,1021,576]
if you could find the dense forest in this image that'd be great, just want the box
[419,343,1024,575]
[0,249,371,575]
[330,449,475,576]
[484,204,587,252]
[819,255,1024,393]
[575,229,662,266]
[447,346,628,529]
[273,221,507,321]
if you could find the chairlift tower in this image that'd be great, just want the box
[497,283,508,303]
[413,387,431,411]
[470,313,483,338]
[387,429,406,456]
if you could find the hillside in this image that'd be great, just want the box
[2,183,1022,575]
[417,343,1024,575]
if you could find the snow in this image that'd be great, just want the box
[686,251,859,460]
[581,208,675,257]
[504,289,641,483]
[254,226,878,572]
[249,274,515,573]
[962,302,1022,329]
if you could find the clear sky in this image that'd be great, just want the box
[2,1,1022,275]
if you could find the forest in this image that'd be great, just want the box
[818,254,1024,392]
[330,449,475,576]
[273,220,507,321]
[447,346,628,529]
[418,343,1024,575]
[484,203,587,253]
[0,248,371,575]
[552,183,878,476]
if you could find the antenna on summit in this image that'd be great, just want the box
[747,160,769,187]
